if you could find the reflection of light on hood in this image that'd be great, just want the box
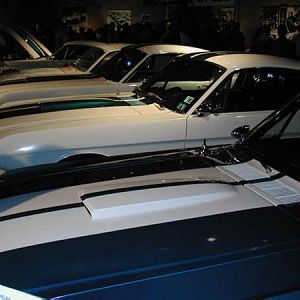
[18,146,35,152]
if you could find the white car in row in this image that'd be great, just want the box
[0,44,205,104]
[0,53,299,170]
[2,41,129,79]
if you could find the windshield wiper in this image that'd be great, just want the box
[133,86,142,97]
[0,149,216,199]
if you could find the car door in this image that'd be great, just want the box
[185,68,300,147]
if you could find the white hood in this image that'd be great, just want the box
[0,65,82,82]
[0,162,276,252]
[0,104,186,169]
[0,77,126,106]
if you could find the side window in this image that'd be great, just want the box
[204,68,300,113]
[239,68,300,111]
[126,54,176,83]
[0,30,31,60]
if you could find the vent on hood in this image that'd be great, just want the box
[219,161,300,206]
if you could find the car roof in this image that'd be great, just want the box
[128,44,207,55]
[203,53,300,70]
[62,40,130,51]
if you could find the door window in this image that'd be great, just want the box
[205,68,300,112]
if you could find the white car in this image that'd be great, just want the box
[0,94,299,299]
[53,41,130,70]
[0,41,129,82]
[0,44,205,103]
[4,41,129,73]
[0,53,299,170]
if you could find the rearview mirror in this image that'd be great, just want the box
[231,125,250,140]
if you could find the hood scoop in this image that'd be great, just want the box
[80,178,270,223]
[218,160,300,206]
[82,183,235,221]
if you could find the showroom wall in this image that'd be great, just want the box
[95,0,170,28]
[239,0,300,48]
[1,0,299,50]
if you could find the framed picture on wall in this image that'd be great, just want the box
[62,6,88,32]
[286,6,300,32]
[260,5,300,36]
[107,10,131,29]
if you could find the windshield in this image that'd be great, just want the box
[54,44,105,71]
[95,48,146,82]
[139,57,225,114]
[71,47,105,71]
[55,44,87,59]
[90,50,119,72]
[244,96,300,180]
[12,26,49,58]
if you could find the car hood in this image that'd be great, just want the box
[0,103,178,136]
[0,65,83,83]
[0,77,123,106]
[0,151,300,299]
[0,159,287,252]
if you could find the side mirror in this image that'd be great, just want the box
[196,102,212,116]
[197,102,223,116]
[47,55,55,61]
[231,125,250,140]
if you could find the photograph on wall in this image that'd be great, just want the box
[260,5,300,36]
[62,6,88,32]
[286,6,300,32]
[107,10,131,29]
